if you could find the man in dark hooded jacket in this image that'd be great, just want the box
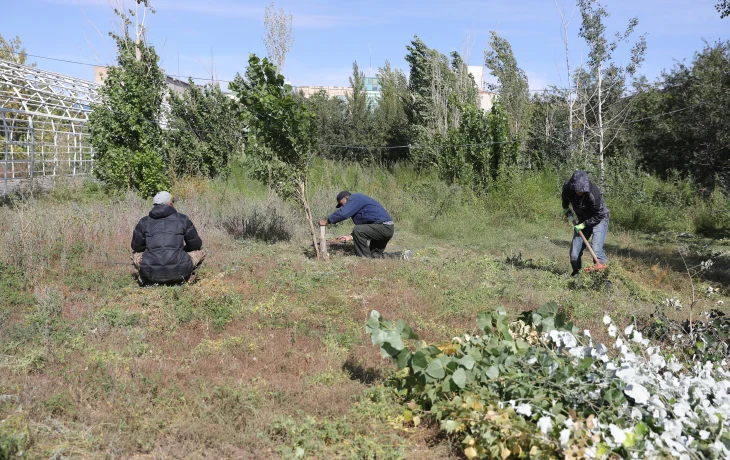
[562,170,609,275]
[131,191,205,284]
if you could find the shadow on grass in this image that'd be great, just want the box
[549,239,571,249]
[606,242,730,289]
[505,252,566,276]
[342,358,383,385]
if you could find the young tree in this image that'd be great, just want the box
[0,35,32,65]
[405,36,477,168]
[484,31,532,165]
[304,90,348,160]
[577,0,646,184]
[230,55,321,258]
[165,81,245,178]
[263,1,293,74]
[374,61,410,163]
[345,61,376,162]
[88,0,169,196]
[554,0,576,148]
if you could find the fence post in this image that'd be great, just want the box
[2,112,7,197]
[319,225,328,261]
[29,115,35,194]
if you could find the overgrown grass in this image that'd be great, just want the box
[0,161,728,457]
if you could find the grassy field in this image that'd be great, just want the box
[1,163,729,458]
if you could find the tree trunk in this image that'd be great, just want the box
[297,178,321,260]
[597,62,605,186]
[319,225,328,261]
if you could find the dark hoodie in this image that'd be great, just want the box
[131,205,203,283]
[562,170,609,227]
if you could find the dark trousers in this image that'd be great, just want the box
[352,224,394,258]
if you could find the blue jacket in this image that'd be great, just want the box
[328,193,392,225]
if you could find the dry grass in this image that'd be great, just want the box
[1,170,728,458]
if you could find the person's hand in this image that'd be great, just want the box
[318,219,328,226]
[338,235,352,243]
[574,222,586,233]
[562,208,572,222]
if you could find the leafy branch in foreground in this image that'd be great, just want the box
[367,304,730,459]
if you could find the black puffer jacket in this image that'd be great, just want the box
[131,205,203,283]
[562,170,610,227]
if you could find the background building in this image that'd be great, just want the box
[467,65,497,112]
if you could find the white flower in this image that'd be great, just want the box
[562,332,577,348]
[609,424,627,446]
[625,324,634,336]
[549,330,561,347]
[560,428,571,447]
[632,331,644,343]
[537,416,553,435]
[625,383,651,404]
[584,329,592,338]
[673,400,691,418]
[650,354,666,369]
[603,315,612,325]
[608,324,618,337]
[515,403,532,417]
[669,359,684,372]
[699,430,710,440]
[584,446,597,458]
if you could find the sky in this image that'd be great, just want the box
[1,0,728,91]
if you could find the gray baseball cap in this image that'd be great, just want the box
[152,191,174,205]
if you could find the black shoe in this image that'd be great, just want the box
[571,270,580,277]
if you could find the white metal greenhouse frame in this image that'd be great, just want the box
[0,59,100,196]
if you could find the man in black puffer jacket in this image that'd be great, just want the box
[562,170,609,275]
[131,191,205,284]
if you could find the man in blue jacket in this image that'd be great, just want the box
[319,191,395,259]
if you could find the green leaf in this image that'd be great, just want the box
[453,368,467,388]
[536,302,558,318]
[596,443,611,456]
[385,330,405,351]
[426,359,446,380]
[365,310,381,334]
[371,328,388,346]
[412,351,429,373]
[540,316,555,332]
[577,357,593,371]
[394,349,411,369]
[476,312,491,332]
[485,365,499,379]
[458,355,476,370]
[380,342,402,359]
[634,421,648,438]
[396,319,419,340]
[441,420,461,433]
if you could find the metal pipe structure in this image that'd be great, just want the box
[0,59,100,196]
